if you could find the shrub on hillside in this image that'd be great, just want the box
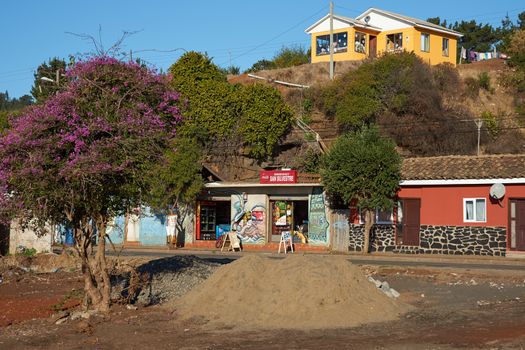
[246,45,309,72]
[314,52,477,155]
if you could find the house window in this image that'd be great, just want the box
[376,208,394,224]
[442,38,449,57]
[316,32,348,56]
[354,32,366,54]
[386,33,403,51]
[420,33,430,52]
[463,198,486,223]
[357,208,394,224]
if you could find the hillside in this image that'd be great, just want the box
[216,59,523,181]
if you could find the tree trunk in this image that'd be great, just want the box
[94,220,111,312]
[74,218,111,312]
[363,209,375,254]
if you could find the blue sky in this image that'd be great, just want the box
[1,0,523,98]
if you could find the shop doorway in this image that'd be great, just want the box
[196,201,231,241]
[270,200,309,243]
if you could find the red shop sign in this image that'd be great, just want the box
[260,170,297,184]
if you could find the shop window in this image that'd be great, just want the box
[420,33,430,52]
[386,33,403,52]
[463,198,486,223]
[354,32,366,54]
[316,32,348,56]
[442,38,449,57]
[197,201,231,240]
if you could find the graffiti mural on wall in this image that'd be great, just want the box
[309,190,329,245]
[232,194,266,244]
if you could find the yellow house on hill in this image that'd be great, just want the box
[305,8,463,66]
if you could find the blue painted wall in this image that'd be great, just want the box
[107,216,125,245]
[138,207,167,246]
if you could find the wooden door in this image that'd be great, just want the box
[401,199,420,246]
[369,36,377,58]
[331,210,350,252]
[510,199,525,251]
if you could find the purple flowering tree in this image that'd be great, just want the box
[0,57,182,312]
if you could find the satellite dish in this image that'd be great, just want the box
[489,183,506,200]
[364,15,371,24]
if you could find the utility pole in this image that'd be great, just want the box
[475,119,483,156]
[329,1,334,80]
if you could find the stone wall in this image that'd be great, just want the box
[348,224,507,256]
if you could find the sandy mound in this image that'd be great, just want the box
[174,255,411,330]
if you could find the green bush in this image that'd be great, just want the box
[465,77,481,97]
[272,45,309,69]
[480,111,499,138]
[17,247,37,257]
[295,148,321,173]
[246,45,309,73]
[478,72,493,92]
[239,84,294,159]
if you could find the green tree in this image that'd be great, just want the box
[321,127,401,254]
[0,57,183,312]
[239,83,294,159]
[168,51,294,161]
[168,51,238,142]
[518,11,525,30]
[452,20,497,53]
[147,136,204,212]
[426,17,448,28]
[496,14,515,52]
[30,57,67,103]
[169,51,225,96]
[508,29,525,68]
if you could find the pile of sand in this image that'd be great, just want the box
[174,255,412,330]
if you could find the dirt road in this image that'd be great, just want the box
[1,256,525,349]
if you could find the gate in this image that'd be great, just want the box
[331,210,350,252]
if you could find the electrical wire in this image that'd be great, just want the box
[217,5,327,66]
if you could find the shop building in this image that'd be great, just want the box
[187,171,332,251]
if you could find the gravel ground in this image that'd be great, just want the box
[112,255,223,306]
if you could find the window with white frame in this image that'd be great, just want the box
[357,208,394,224]
[354,32,367,54]
[442,38,449,57]
[463,198,486,222]
[316,32,348,56]
[386,33,403,51]
[420,33,430,52]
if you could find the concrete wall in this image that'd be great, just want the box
[9,220,53,254]
[107,204,195,247]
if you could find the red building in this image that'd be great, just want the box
[348,155,525,257]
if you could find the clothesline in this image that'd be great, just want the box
[460,46,509,63]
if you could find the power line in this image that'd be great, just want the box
[218,6,327,66]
